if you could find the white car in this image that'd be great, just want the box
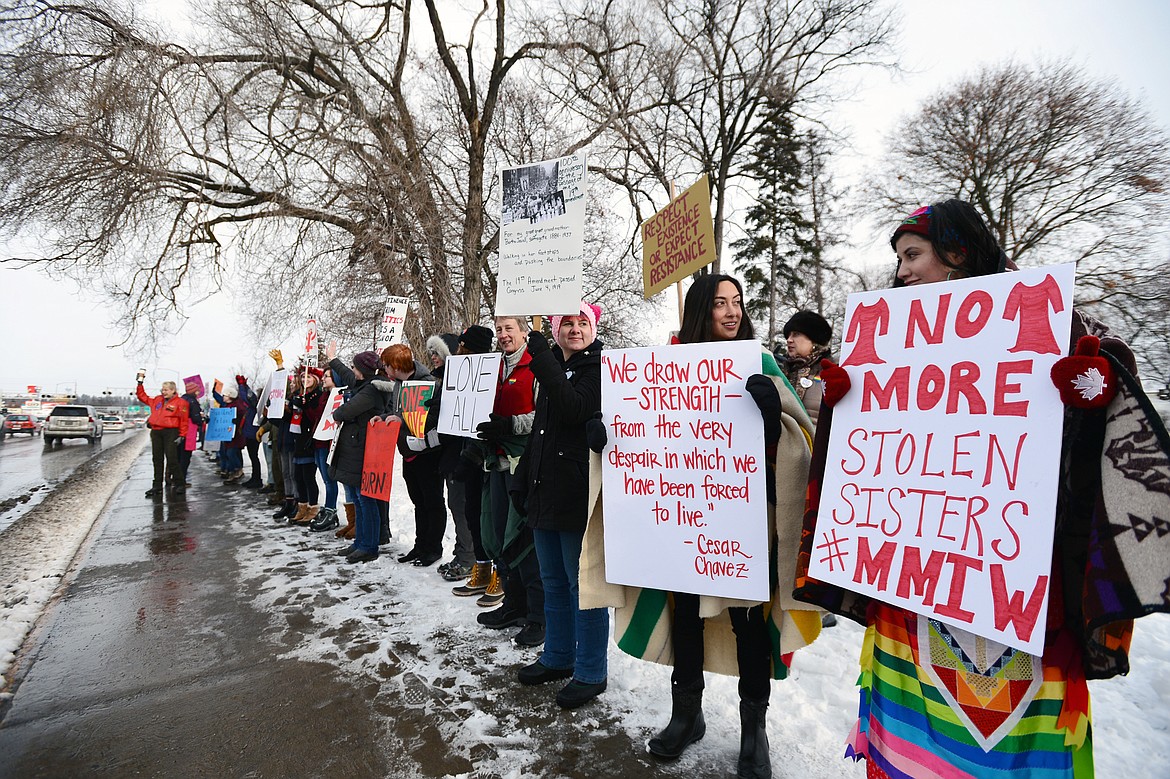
[99,414,126,432]
[43,405,104,446]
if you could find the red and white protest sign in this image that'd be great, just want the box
[376,297,410,351]
[305,317,318,357]
[600,340,769,601]
[264,369,288,419]
[811,264,1075,654]
[312,386,347,441]
[361,417,401,501]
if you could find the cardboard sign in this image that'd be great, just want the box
[641,175,716,298]
[313,387,347,441]
[399,381,433,438]
[600,340,769,601]
[376,297,410,351]
[361,417,401,501]
[496,151,587,316]
[206,406,237,442]
[182,374,205,398]
[437,353,503,438]
[266,369,288,419]
[811,264,1076,654]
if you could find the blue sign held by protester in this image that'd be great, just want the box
[206,406,236,442]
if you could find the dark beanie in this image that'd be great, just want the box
[783,310,832,346]
[459,325,493,355]
[353,350,381,376]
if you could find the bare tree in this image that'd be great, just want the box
[866,60,1170,377]
[0,0,619,349]
[536,0,897,272]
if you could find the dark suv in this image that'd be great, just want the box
[43,405,104,446]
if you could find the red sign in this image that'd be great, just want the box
[361,417,400,501]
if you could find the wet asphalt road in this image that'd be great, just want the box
[0,450,393,778]
[0,428,136,533]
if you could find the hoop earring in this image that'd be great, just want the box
[946,270,954,281]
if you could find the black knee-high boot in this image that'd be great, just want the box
[737,697,771,778]
[648,678,705,759]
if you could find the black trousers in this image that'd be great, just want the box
[245,439,262,479]
[402,451,447,557]
[462,466,487,560]
[149,428,180,490]
[670,593,771,701]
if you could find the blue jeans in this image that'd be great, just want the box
[314,447,338,510]
[344,483,380,554]
[533,527,608,684]
[222,446,243,471]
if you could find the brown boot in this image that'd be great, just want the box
[292,504,318,526]
[290,503,310,523]
[335,503,356,539]
[452,561,492,596]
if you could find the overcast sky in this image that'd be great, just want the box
[2,0,1168,397]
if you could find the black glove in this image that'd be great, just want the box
[423,395,439,410]
[585,411,607,453]
[527,330,550,356]
[509,489,528,517]
[745,374,782,447]
[476,413,511,441]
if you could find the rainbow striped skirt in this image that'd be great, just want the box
[847,605,1093,778]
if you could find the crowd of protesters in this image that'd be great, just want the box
[129,198,1170,779]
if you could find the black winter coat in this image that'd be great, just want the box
[328,358,393,487]
[515,339,602,532]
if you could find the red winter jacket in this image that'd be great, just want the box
[137,384,190,431]
[493,350,536,417]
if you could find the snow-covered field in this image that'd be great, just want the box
[232,458,1170,778]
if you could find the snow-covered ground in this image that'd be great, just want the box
[2,439,1167,776]
[232,457,1170,778]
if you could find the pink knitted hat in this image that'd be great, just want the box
[551,301,601,346]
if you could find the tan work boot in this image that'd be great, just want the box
[452,561,492,597]
[292,504,318,526]
[290,503,310,523]
[335,503,356,539]
[476,565,505,607]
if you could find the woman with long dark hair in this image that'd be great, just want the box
[584,274,823,779]
[795,199,1170,777]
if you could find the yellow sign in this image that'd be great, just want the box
[641,175,717,298]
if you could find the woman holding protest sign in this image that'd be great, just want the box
[794,199,1170,778]
[581,274,821,778]
[327,347,394,563]
[509,302,608,709]
[381,343,446,567]
[308,368,342,533]
[288,367,328,527]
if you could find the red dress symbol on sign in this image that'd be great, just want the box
[841,299,890,367]
[1003,274,1064,355]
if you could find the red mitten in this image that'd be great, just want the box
[1050,335,1118,409]
[820,360,851,408]
[235,374,246,385]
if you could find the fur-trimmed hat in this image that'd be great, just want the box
[551,301,602,346]
[353,350,381,377]
[458,325,493,355]
[426,333,460,363]
[782,310,832,346]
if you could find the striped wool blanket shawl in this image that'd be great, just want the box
[579,372,825,679]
